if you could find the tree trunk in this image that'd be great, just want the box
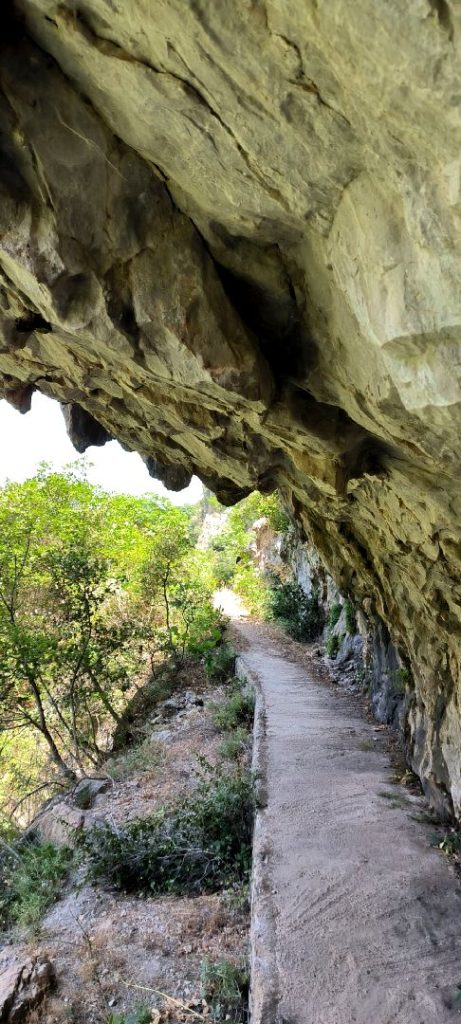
[28,676,77,782]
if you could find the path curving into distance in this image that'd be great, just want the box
[233,618,461,1024]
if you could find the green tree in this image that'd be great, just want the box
[0,473,137,779]
[209,491,289,614]
[0,466,221,813]
[137,509,219,661]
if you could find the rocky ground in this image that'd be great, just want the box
[0,665,251,1024]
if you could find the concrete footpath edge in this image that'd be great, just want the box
[236,653,279,1024]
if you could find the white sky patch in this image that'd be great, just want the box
[0,393,203,505]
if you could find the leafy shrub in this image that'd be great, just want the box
[391,666,411,694]
[268,576,322,641]
[79,764,254,897]
[201,958,249,1023]
[328,602,342,629]
[204,644,236,682]
[185,614,223,659]
[0,840,73,931]
[233,562,270,617]
[344,599,357,635]
[211,681,255,732]
[262,494,290,534]
[325,632,342,659]
[218,728,248,761]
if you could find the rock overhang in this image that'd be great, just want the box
[1,0,461,813]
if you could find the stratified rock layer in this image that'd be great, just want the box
[1,2,461,813]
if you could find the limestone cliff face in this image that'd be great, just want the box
[1,1,461,814]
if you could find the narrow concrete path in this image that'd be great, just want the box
[235,621,461,1024]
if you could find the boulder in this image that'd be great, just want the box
[32,802,85,847]
[72,777,112,810]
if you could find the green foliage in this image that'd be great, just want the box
[218,728,248,761]
[325,632,341,659]
[204,644,236,682]
[344,599,357,635]
[354,665,368,688]
[106,1009,152,1024]
[434,829,461,856]
[233,562,270,618]
[200,958,249,1023]
[0,466,221,821]
[105,739,163,782]
[0,840,73,931]
[210,491,288,614]
[392,667,412,694]
[211,681,255,732]
[79,763,255,896]
[268,575,322,641]
[223,881,250,916]
[328,602,342,629]
[213,491,288,538]
[325,602,346,659]
[137,511,218,659]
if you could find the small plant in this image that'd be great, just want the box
[354,665,368,688]
[79,763,255,897]
[204,645,236,682]
[106,739,163,781]
[358,739,374,752]
[411,811,437,825]
[0,840,73,932]
[433,829,461,857]
[201,958,249,1023]
[211,681,255,732]
[218,728,248,761]
[378,790,407,809]
[328,602,342,629]
[392,667,411,694]
[223,881,250,916]
[325,632,341,659]
[344,599,357,634]
[106,1009,152,1024]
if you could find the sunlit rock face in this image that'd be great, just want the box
[1,1,461,814]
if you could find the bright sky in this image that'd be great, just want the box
[0,393,203,505]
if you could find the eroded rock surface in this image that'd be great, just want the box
[1,2,461,812]
[0,958,54,1022]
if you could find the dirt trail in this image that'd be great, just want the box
[234,620,461,1024]
[214,587,249,620]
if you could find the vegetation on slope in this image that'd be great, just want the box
[209,490,289,615]
[0,465,220,832]
[79,761,254,897]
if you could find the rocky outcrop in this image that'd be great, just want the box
[278,530,410,747]
[1,3,461,814]
[0,958,54,1022]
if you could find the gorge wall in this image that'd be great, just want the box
[1,1,461,815]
